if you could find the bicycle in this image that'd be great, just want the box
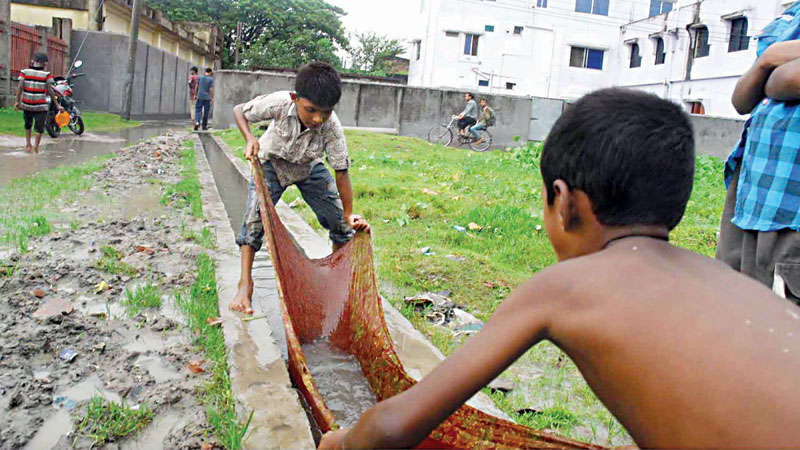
[427,115,493,152]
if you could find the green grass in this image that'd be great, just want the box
[175,254,252,449]
[123,282,162,315]
[0,154,111,252]
[0,107,141,136]
[93,245,138,277]
[163,141,203,218]
[217,129,728,446]
[74,395,154,446]
[181,223,216,249]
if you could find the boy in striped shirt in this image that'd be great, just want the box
[14,52,61,153]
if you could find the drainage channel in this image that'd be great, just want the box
[195,132,510,448]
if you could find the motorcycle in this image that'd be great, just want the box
[45,61,85,138]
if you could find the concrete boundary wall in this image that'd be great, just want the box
[70,30,190,118]
[214,69,746,155]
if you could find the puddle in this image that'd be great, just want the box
[22,409,72,450]
[120,185,164,219]
[302,340,377,428]
[0,122,186,186]
[57,374,121,404]
[122,328,186,353]
[134,355,181,383]
[124,410,185,449]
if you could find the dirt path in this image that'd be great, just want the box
[0,133,225,449]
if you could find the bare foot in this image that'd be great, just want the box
[25,145,32,153]
[229,279,254,314]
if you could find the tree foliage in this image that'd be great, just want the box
[146,0,348,69]
[348,32,405,75]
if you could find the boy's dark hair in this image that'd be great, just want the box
[480,98,488,102]
[295,61,341,108]
[541,88,695,230]
[33,52,48,64]
[465,92,474,100]
[205,67,213,74]
[190,66,198,73]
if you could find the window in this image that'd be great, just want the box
[693,26,710,58]
[445,31,459,38]
[537,0,548,7]
[629,43,642,68]
[687,101,705,115]
[485,25,495,32]
[464,34,479,56]
[654,37,666,65]
[415,40,422,60]
[569,47,604,70]
[728,17,749,52]
[478,79,489,87]
[506,82,516,90]
[649,0,673,17]
[514,26,524,34]
[575,0,609,16]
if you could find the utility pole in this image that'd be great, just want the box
[121,0,143,120]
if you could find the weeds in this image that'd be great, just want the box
[175,254,251,449]
[122,282,162,315]
[74,395,154,446]
[93,246,138,277]
[180,223,215,249]
[163,141,203,218]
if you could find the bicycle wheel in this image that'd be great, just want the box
[427,125,453,147]
[468,129,492,152]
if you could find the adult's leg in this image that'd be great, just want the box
[230,161,286,313]
[194,101,203,129]
[470,123,486,140]
[201,100,211,129]
[295,163,354,251]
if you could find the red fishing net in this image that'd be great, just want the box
[251,161,605,449]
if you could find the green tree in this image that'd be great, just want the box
[147,0,348,69]
[348,32,405,75]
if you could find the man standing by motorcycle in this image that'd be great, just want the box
[14,52,62,153]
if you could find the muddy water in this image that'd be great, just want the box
[0,122,186,185]
[302,340,377,428]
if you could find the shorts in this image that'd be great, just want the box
[24,111,47,134]
[236,160,354,251]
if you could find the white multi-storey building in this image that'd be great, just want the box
[409,0,794,117]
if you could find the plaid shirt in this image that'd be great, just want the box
[242,91,349,187]
[725,2,800,231]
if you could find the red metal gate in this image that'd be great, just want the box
[11,22,68,81]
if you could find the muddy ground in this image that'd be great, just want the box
[0,133,223,449]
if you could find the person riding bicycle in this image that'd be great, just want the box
[469,98,495,145]
[456,92,478,136]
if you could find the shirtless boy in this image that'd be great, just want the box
[319,88,800,449]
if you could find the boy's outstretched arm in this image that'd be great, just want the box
[732,40,800,114]
[233,103,259,161]
[319,276,559,449]
[334,169,370,232]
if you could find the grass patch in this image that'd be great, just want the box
[0,107,140,137]
[175,254,251,449]
[93,245,138,277]
[122,282,162,315]
[181,223,215,249]
[0,155,111,252]
[163,141,203,218]
[217,130,727,446]
[74,395,154,446]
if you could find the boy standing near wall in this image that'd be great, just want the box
[194,67,213,130]
[319,88,800,449]
[188,66,198,123]
[718,1,800,303]
[229,62,370,315]
[14,52,61,153]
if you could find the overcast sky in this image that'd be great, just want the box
[328,0,422,42]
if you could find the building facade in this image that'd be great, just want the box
[10,0,221,68]
[409,0,794,117]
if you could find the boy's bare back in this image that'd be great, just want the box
[548,237,800,447]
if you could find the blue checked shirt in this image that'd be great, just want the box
[725,2,800,231]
